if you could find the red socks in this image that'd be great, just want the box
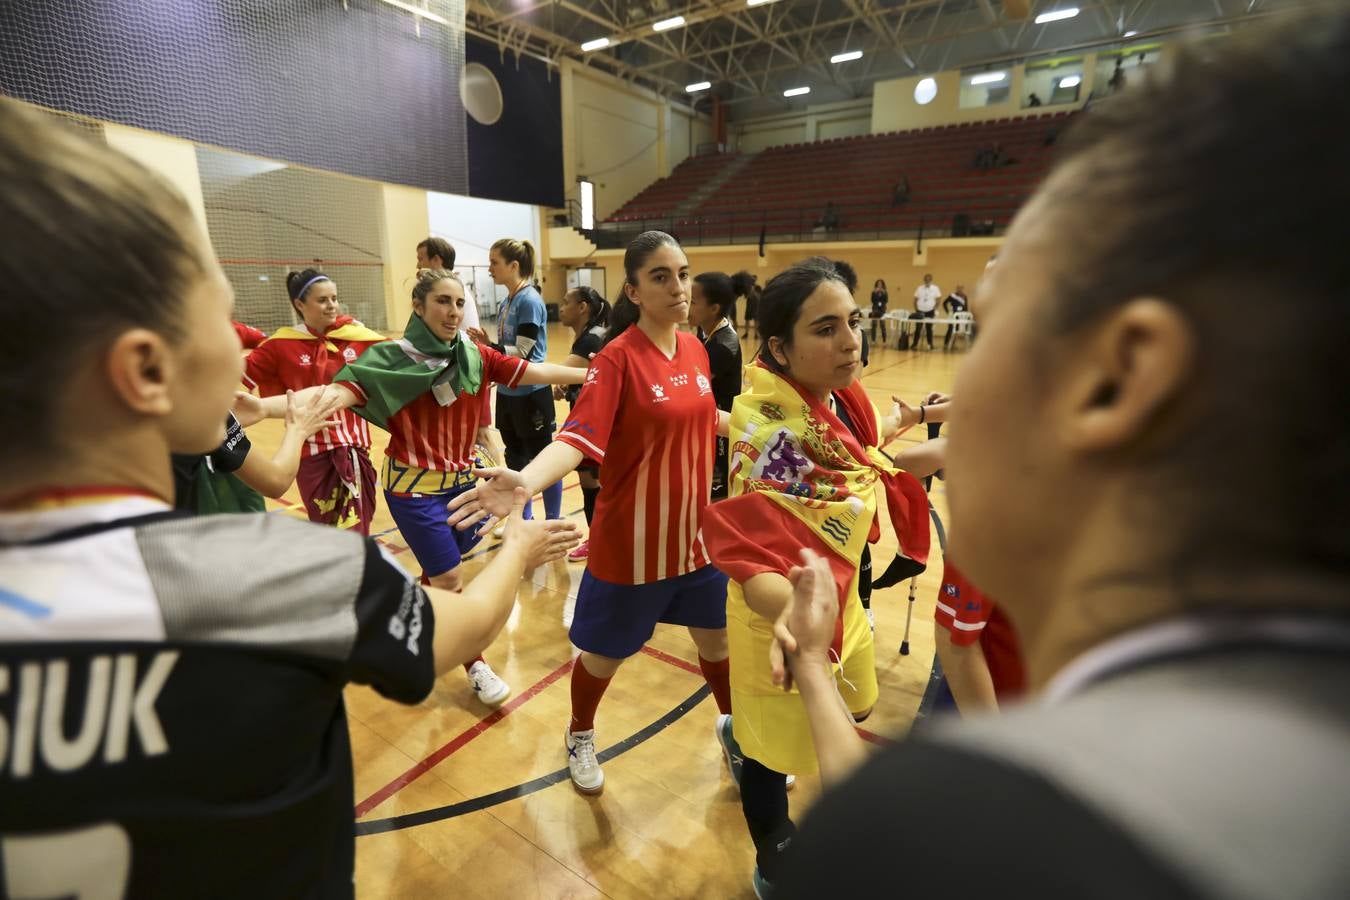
[698,655,733,715]
[463,655,484,674]
[569,658,613,733]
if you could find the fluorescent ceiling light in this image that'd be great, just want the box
[686,81,712,92]
[581,37,611,51]
[375,0,450,25]
[653,15,686,32]
[1058,74,1082,88]
[747,0,781,6]
[970,71,1006,85]
[1124,30,1139,36]
[783,86,810,97]
[831,50,864,64]
[1035,7,1079,24]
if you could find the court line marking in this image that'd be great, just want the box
[354,656,577,818]
[355,686,711,835]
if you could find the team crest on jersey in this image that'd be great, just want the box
[299,353,312,366]
[649,383,668,403]
[944,583,960,598]
[695,373,712,396]
[343,347,358,362]
[670,373,689,388]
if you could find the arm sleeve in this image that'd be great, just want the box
[933,563,993,647]
[206,415,252,474]
[557,348,624,462]
[481,343,527,389]
[243,345,283,396]
[573,332,603,360]
[233,322,267,350]
[775,740,1205,900]
[514,321,541,358]
[346,540,437,703]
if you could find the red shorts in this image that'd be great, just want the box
[934,560,1026,700]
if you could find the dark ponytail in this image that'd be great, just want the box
[603,230,682,346]
[572,286,610,331]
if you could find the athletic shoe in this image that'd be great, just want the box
[716,713,744,788]
[467,660,510,707]
[492,521,506,539]
[565,728,604,794]
[567,540,590,562]
[752,866,772,899]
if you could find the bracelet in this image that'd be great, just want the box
[918,404,926,425]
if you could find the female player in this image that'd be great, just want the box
[700,257,933,896]
[465,238,562,522]
[553,285,610,561]
[287,269,588,706]
[688,271,742,500]
[243,269,386,533]
[448,231,735,796]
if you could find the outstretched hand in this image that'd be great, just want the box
[445,467,527,532]
[769,549,840,691]
[285,387,342,440]
[499,487,582,567]
[465,326,492,347]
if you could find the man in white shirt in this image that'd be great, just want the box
[912,274,942,350]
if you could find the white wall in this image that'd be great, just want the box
[426,192,540,267]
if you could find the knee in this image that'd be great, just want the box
[428,569,463,592]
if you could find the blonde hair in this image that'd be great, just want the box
[490,237,537,280]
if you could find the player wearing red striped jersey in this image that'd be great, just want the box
[448,231,736,796]
[243,269,385,534]
[287,269,587,706]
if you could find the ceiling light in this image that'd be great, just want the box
[1034,7,1079,24]
[686,81,712,92]
[375,0,450,25]
[970,71,1006,85]
[1058,75,1081,88]
[830,50,864,64]
[783,86,810,98]
[581,37,611,52]
[653,15,686,32]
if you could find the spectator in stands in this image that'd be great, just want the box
[912,274,941,350]
[762,16,1350,897]
[869,279,889,343]
[1109,58,1126,93]
[1028,93,1043,107]
[942,284,969,350]
[816,202,841,235]
[891,177,910,207]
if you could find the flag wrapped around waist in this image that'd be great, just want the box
[704,363,930,655]
[332,314,483,430]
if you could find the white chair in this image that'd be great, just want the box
[946,311,975,351]
[882,310,909,348]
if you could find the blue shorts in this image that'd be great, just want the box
[569,565,729,659]
[384,486,482,578]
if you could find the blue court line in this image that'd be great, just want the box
[354,685,711,835]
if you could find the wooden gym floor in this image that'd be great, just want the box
[247,320,967,899]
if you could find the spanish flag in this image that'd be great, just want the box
[704,363,930,654]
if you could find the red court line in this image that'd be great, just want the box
[638,644,893,746]
[354,656,576,818]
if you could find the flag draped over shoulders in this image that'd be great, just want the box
[332,313,483,430]
[704,363,930,653]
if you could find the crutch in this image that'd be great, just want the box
[899,420,946,655]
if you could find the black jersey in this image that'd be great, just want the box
[0,498,436,899]
[565,325,606,406]
[701,321,742,499]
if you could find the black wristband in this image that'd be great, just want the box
[919,404,926,425]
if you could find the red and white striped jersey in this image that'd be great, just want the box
[243,324,382,458]
[341,344,525,474]
[558,328,718,585]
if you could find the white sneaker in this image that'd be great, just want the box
[492,521,506,539]
[467,660,510,707]
[565,728,604,794]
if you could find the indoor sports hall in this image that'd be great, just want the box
[2,2,1345,899]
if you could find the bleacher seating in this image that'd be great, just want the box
[604,111,1075,240]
